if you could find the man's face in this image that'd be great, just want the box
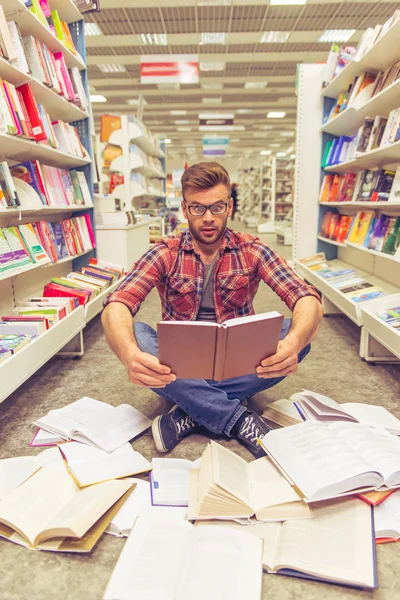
[182,184,233,246]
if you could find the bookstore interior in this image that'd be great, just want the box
[1,0,400,599]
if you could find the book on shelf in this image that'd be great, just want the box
[368,214,394,251]
[7,21,30,74]
[366,117,388,153]
[258,421,400,503]
[103,518,263,600]
[375,305,400,330]
[150,457,201,508]
[0,333,31,354]
[196,497,377,590]
[0,319,47,338]
[382,216,400,255]
[290,389,400,435]
[347,211,375,244]
[188,441,311,522]
[0,7,17,62]
[0,462,133,552]
[34,396,152,453]
[374,489,400,543]
[0,162,20,208]
[158,312,284,381]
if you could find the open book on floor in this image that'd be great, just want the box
[103,518,263,600]
[258,421,400,502]
[58,442,151,487]
[195,497,377,590]
[34,396,152,452]
[0,447,62,500]
[187,440,311,522]
[157,312,284,380]
[262,399,302,428]
[291,389,400,435]
[374,489,400,543]
[150,457,201,507]
[0,462,133,552]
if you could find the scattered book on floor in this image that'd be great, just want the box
[261,399,301,428]
[196,497,377,590]
[0,462,134,552]
[103,518,263,600]
[158,312,284,380]
[30,428,65,447]
[150,457,202,507]
[290,389,400,435]
[187,441,311,522]
[358,489,397,507]
[34,396,152,452]
[0,447,61,500]
[58,441,151,487]
[258,421,400,503]
[374,489,400,543]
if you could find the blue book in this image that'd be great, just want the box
[51,222,69,259]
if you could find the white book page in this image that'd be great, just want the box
[106,479,151,536]
[248,457,305,511]
[223,311,281,327]
[293,390,354,421]
[343,404,400,433]
[0,457,38,501]
[151,458,194,506]
[374,489,400,539]
[177,525,263,600]
[103,518,194,600]
[275,498,376,588]
[261,422,382,501]
[211,441,251,506]
[31,428,65,446]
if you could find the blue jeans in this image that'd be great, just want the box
[134,318,310,436]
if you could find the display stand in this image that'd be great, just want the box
[293,59,400,363]
[257,159,276,233]
[96,223,150,273]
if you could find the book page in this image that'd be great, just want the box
[0,457,38,500]
[260,422,382,501]
[343,403,400,434]
[374,489,400,539]
[248,457,305,512]
[103,518,194,600]
[211,441,251,506]
[150,458,194,506]
[275,498,376,588]
[177,525,263,600]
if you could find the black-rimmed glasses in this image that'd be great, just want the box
[183,198,230,216]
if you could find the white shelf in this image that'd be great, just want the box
[3,0,85,71]
[0,306,85,403]
[319,202,400,209]
[0,133,91,168]
[109,154,165,179]
[0,204,94,217]
[345,241,400,263]
[96,223,149,231]
[360,293,400,359]
[109,123,164,159]
[111,183,165,202]
[49,0,83,23]
[0,249,92,282]
[85,276,125,323]
[317,235,348,247]
[322,20,400,99]
[321,107,363,137]
[325,140,400,173]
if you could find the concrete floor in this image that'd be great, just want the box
[0,228,399,600]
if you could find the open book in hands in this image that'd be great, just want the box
[34,397,152,452]
[291,389,400,435]
[157,312,284,380]
[188,440,311,522]
[259,421,400,502]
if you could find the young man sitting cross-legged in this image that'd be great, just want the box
[101,162,323,458]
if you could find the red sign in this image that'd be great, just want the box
[140,54,199,84]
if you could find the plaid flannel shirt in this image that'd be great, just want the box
[103,228,320,323]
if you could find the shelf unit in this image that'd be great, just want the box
[360,293,400,361]
[237,166,262,228]
[257,159,276,233]
[294,57,400,363]
[0,2,104,402]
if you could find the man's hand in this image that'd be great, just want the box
[122,347,176,388]
[256,337,301,379]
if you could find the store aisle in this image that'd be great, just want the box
[0,228,399,600]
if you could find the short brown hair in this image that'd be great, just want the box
[181,162,230,196]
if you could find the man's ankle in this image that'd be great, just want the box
[231,409,252,436]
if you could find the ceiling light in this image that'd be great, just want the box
[267,111,286,118]
[270,143,281,148]
[126,98,147,105]
[260,31,290,43]
[319,29,356,43]
[170,110,187,115]
[157,83,181,90]
[197,0,232,5]
[138,33,168,45]
[260,125,274,130]
[163,139,172,144]
[280,131,295,137]
[233,125,246,131]
[201,82,223,90]
[237,109,253,114]
[84,22,102,36]
[270,0,307,5]
[177,127,192,132]
[244,81,267,89]
[90,94,107,102]
[276,152,287,157]
[202,97,222,104]
[200,62,226,72]
[98,64,126,73]
[260,150,272,155]
[200,32,227,45]
[291,154,296,159]
[175,120,189,124]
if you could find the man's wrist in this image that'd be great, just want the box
[120,344,140,369]
[284,331,303,354]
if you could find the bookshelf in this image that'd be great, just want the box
[294,51,400,363]
[0,3,108,402]
[237,166,262,228]
[257,159,276,234]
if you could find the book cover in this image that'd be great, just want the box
[338,172,357,202]
[50,222,69,259]
[347,212,375,245]
[367,215,392,251]
[370,170,395,202]
[355,118,374,154]
[356,170,376,201]
[382,217,400,255]
[17,84,47,142]
[9,162,46,205]
[100,115,122,143]
[388,166,400,202]
[327,175,344,202]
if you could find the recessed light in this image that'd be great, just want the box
[163,139,172,144]
[84,23,102,36]
[260,150,272,155]
[319,29,355,43]
[175,120,189,124]
[270,144,281,148]
[267,111,286,118]
[158,83,180,90]
[90,94,107,102]
[290,154,296,159]
[170,110,187,115]
[270,0,307,5]
[98,64,127,73]
[126,98,147,105]
[276,152,287,157]
[200,62,226,71]
[200,32,227,45]
[202,97,222,104]
[177,127,192,132]
[201,82,223,90]
[197,0,232,5]
[237,109,253,114]
[280,131,295,137]
[244,81,267,89]
[260,31,290,43]
[138,33,168,45]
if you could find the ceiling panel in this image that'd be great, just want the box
[230,5,268,32]
[161,6,197,34]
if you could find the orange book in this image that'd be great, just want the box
[318,175,334,203]
[327,174,344,203]
[348,211,374,244]
[100,115,122,143]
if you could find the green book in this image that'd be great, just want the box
[70,170,84,206]
[51,10,64,43]
[321,140,333,168]
[382,217,400,255]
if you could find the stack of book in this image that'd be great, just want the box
[375,304,400,331]
[319,211,353,242]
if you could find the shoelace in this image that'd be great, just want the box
[239,416,260,443]
[176,415,196,434]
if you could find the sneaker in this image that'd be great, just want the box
[152,405,199,453]
[235,411,271,458]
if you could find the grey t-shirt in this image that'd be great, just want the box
[197,255,218,322]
